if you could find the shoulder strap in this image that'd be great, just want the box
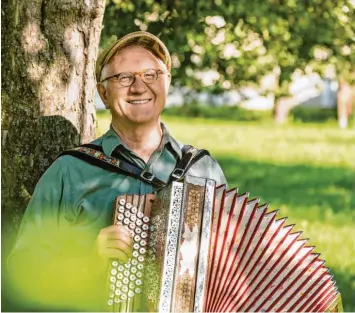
[168,145,210,183]
[58,143,210,189]
[58,144,166,189]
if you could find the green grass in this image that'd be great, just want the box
[97,110,355,311]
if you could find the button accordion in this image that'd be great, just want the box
[106,175,342,312]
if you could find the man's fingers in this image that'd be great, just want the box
[105,239,133,256]
[99,248,131,263]
[99,225,132,241]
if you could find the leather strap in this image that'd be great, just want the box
[58,143,210,189]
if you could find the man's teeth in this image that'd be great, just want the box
[128,99,150,104]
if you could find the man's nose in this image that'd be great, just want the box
[129,74,147,93]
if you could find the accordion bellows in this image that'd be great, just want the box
[107,176,341,312]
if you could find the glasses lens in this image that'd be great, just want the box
[142,69,158,83]
[118,73,134,86]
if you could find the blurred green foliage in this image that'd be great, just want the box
[163,104,272,122]
[290,106,338,123]
[100,0,355,99]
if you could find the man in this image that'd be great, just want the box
[7,31,227,312]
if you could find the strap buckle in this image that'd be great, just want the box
[140,171,155,183]
[171,168,185,180]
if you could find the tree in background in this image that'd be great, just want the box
[101,0,355,123]
[1,0,105,308]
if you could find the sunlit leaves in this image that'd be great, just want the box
[101,0,355,95]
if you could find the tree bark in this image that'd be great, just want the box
[1,0,105,307]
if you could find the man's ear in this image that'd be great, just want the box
[97,83,109,109]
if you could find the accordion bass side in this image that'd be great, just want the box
[107,175,343,312]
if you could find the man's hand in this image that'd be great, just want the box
[95,225,133,263]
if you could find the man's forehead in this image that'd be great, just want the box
[103,46,166,72]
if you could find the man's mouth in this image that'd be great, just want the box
[127,99,152,104]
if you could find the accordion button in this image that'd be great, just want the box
[136,271,142,278]
[124,262,130,268]
[143,216,149,223]
[118,265,124,272]
[137,262,144,269]
[130,274,136,281]
[124,270,130,277]
[131,259,138,266]
[122,285,128,293]
[117,273,123,279]
[112,261,118,267]
[134,235,141,242]
[124,211,131,218]
[129,223,136,230]
[138,256,144,263]
[119,199,126,206]
[128,290,135,298]
[111,269,118,276]
[130,230,135,237]
[142,224,149,231]
[109,292,114,298]
[136,219,143,226]
[118,205,125,213]
[131,206,138,214]
[117,213,124,221]
[126,203,132,209]
[140,240,147,246]
[139,247,146,254]
[109,284,115,291]
[114,298,120,303]
[110,276,116,283]
[121,294,127,301]
[132,251,139,258]
[135,287,142,294]
[115,289,121,296]
[123,218,130,225]
[141,232,147,239]
[136,279,142,286]
[135,228,142,234]
[123,278,129,285]
[129,282,135,289]
[130,215,137,222]
[107,299,113,306]
[133,243,140,250]
[137,212,144,219]
[131,267,137,274]
[116,281,122,288]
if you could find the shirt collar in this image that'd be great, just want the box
[102,123,182,159]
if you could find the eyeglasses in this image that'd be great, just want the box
[100,68,166,87]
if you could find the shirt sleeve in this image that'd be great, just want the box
[205,156,228,187]
[6,159,106,311]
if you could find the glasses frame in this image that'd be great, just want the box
[100,68,166,87]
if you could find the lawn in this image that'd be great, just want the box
[97,111,355,311]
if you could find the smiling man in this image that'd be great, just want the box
[7,31,227,312]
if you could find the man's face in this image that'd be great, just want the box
[97,46,171,127]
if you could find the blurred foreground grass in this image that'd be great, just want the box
[97,110,355,311]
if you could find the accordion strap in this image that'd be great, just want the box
[169,145,210,183]
[58,143,209,189]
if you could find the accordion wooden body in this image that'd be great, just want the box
[106,175,342,312]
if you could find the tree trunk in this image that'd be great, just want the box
[1,0,105,308]
[273,96,295,124]
[337,81,355,129]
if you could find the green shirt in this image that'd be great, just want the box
[7,124,227,311]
